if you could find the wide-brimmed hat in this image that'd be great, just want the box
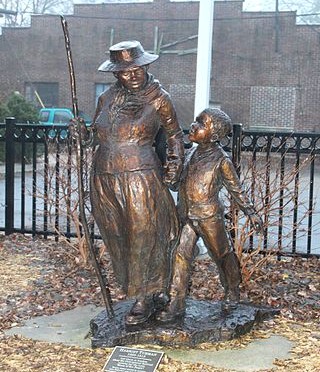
[98,40,159,72]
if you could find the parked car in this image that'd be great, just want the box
[39,108,92,126]
[39,108,92,140]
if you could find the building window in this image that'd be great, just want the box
[249,86,296,131]
[95,83,111,105]
[25,82,59,108]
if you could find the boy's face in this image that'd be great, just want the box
[189,112,214,144]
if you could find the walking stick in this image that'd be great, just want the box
[60,15,114,318]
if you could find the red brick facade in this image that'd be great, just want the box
[0,0,320,132]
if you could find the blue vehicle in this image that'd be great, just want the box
[39,108,92,140]
[39,108,91,126]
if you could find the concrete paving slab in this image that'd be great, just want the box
[5,305,104,348]
[5,305,294,371]
[167,335,294,371]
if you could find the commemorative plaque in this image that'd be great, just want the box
[102,346,164,372]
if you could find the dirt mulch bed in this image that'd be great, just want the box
[0,233,319,371]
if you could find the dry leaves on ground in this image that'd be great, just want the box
[0,233,319,371]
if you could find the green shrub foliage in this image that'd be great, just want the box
[0,92,40,162]
[6,92,39,123]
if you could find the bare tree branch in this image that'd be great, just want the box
[0,0,73,26]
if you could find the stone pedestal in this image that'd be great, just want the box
[90,299,280,348]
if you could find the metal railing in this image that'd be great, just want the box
[0,118,79,238]
[0,118,319,257]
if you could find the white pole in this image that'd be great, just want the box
[194,0,214,118]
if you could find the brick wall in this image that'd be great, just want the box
[211,1,320,132]
[1,0,320,132]
[0,0,199,126]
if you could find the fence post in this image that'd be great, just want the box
[232,123,242,176]
[5,117,15,235]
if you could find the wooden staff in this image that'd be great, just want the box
[60,15,114,318]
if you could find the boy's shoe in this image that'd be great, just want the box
[221,287,240,311]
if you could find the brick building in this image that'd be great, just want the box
[213,1,320,132]
[0,0,320,132]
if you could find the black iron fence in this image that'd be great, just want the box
[0,118,319,257]
[0,118,79,239]
[227,127,320,258]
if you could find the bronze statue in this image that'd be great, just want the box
[157,108,263,323]
[89,41,184,326]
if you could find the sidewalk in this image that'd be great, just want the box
[5,304,294,372]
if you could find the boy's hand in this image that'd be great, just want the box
[249,213,264,233]
[163,161,182,190]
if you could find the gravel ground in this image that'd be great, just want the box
[0,233,319,372]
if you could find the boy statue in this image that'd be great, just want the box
[157,108,263,322]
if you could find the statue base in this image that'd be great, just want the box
[90,298,280,348]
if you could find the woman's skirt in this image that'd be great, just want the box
[90,169,179,298]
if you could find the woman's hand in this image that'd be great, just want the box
[69,117,88,140]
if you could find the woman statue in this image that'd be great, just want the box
[89,40,184,326]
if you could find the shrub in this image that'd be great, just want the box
[0,101,10,122]
[229,150,314,285]
[6,92,38,123]
[0,92,40,162]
